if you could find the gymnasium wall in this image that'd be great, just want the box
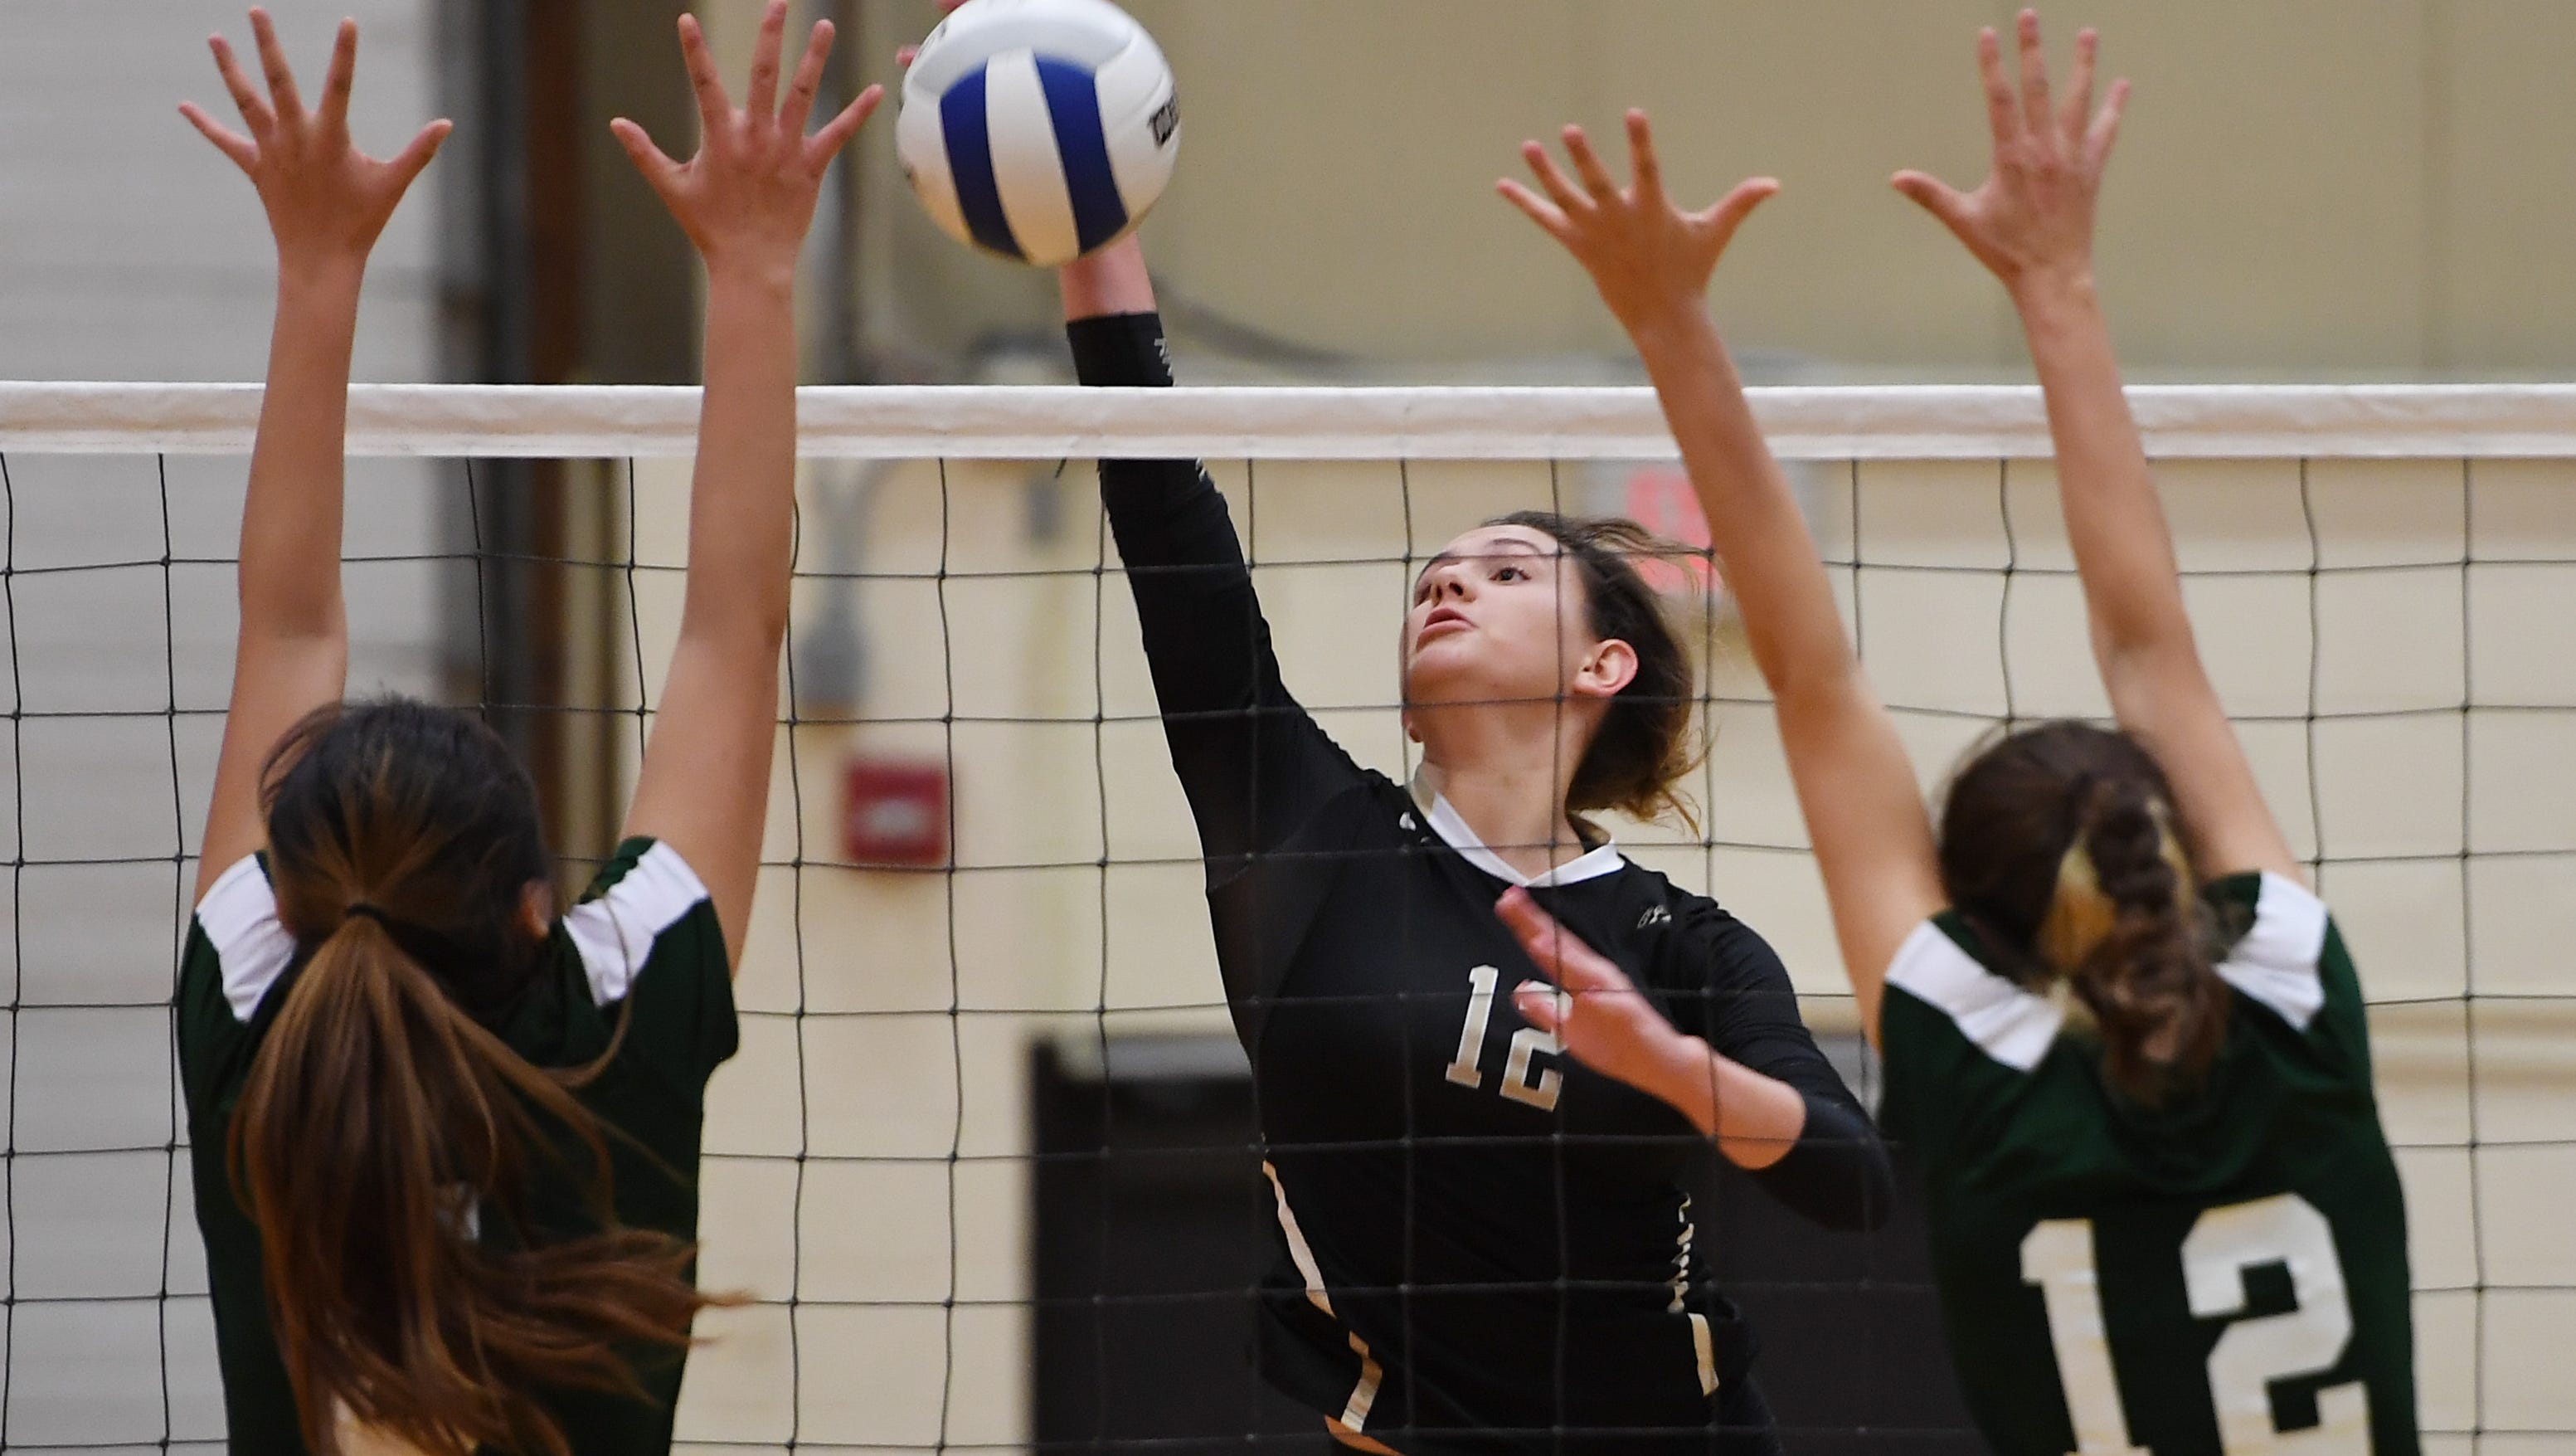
[790,0,2576,381]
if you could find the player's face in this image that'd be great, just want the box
[1402,524,1603,712]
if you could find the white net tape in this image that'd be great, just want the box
[11,382,2576,459]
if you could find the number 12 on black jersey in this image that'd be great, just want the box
[2024,1192,2369,1455]
[1444,966,1563,1112]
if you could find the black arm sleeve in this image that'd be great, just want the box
[1660,900,1895,1232]
[1068,313,1368,879]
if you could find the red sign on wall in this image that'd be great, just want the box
[844,757,950,869]
[1622,466,1720,600]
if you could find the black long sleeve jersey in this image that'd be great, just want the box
[1073,313,1893,1456]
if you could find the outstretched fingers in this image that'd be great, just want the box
[1976,27,2018,144]
[677,13,731,138]
[1702,176,1781,251]
[743,0,787,124]
[179,103,258,170]
[1519,139,1589,216]
[1511,975,1575,1038]
[207,35,275,138]
[610,116,683,195]
[1494,889,1615,991]
[316,18,357,135]
[2015,10,2054,140]
[1496,178,1573,242]
[2086,76,2131,170]
[1497,889,1660,1044]
[1495,889,1563,980]
[1890,168,1968,228]
[1561,124,1621,202]
[780,19,836,136]
[804,84,882,169]
[1625,110,1664,204]
[387,118,454,192]
[1495,893,1606,1033]
[2059,27,2098,147]
[247,9,304,121]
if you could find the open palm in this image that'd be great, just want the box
[181,10,450,265]
[1495,888,1689,1088]
[610,0,881,279]
[1499,110,1777,336]
[1893,9,2130,295]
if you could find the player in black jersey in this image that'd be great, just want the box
[1501,14,2416,1455]
[173,9,877,1452]
[1033,139,1891,1456]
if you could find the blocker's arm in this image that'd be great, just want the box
[1503,113,1941,1041]
[183,13,450,901]
[1893,12,2298,883]
[614,3,878,967]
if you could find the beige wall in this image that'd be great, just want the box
[806,0,2576,381]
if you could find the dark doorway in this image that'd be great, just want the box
[1687,1124,1983,1456]
[1029,1036,1980,1456]
[1030,1038,1334,1456]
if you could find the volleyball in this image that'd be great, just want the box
[897,0,1180,268]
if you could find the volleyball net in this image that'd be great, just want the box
[0,382,2568,1452]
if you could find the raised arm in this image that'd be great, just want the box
[610,2,880,965]
[889,1,1358,887]
[185,11,450,902]
[1894,12,2298,882]
[1502,117,1942,1035]
[1048,241,1372,873]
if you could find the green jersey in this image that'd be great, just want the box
[177,837,738,1454]
[1880,872,2416,1456]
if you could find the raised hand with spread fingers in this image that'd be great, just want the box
[182,11,450,279]
[171,10,884,1454]
[1504,113,1944,1043]
[614,0,883,966]
[1894,11,2298,884]
[1499,112,1777,341]
[187,8,453,897]
[1860,28,2413,1456]
[1890,9,2128,299]
[1491,110,1914,1189]
[610,2,878,287]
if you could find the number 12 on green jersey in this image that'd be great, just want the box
[2024,1192,2370,1455]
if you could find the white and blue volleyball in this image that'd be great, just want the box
[897,0,1179,268]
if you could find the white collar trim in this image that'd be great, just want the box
[1412,778,1626,889]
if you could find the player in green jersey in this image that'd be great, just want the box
[175,7,878,1453]
[1490,11,2416,1455]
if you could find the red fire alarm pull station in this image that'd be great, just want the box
[843,758,950,869]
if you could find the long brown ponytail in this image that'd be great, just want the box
[236,701,722,1456]
[1937,720,2230,1104]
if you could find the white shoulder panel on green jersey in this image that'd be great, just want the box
[1885,919,2063,1071]
[2212,872,2331,1031]
[563,841,711,1008]
[197,855,293,1023]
